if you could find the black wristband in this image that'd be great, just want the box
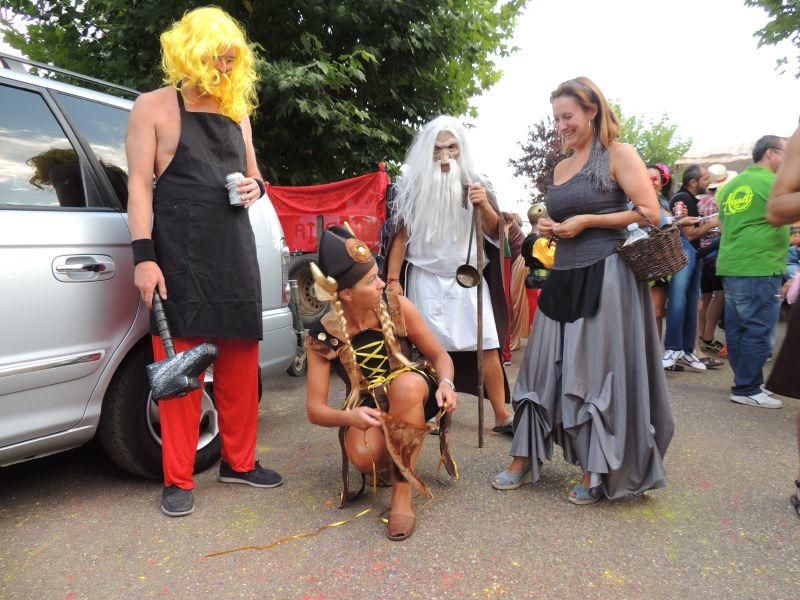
[254,178,266,197]
[131,238,158,265]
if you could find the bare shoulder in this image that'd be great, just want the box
[553,157,570,179]
[608,141,638,161]
[397,294,421,321]
[608,142,644,175]
[131,87,175,121]
[133,87,173,109]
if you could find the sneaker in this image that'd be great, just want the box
[730,392,782,409]
[761,386,774,396]
[699,338,724,352]
[161,485,194,517]
[677,352,707,371]
[219,460,284,488]
[662,349,683,369]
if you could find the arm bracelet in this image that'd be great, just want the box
[254,178,267,197]
[439,377,455,391]
[131,238,157,265]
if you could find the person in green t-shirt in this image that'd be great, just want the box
[715,135,789,408]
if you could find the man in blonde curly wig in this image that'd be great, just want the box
[126,6,280,518]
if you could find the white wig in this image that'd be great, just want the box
[393,116,489,245]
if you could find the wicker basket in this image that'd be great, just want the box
[617,213,688,282]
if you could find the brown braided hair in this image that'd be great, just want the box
[331,291,366,411]
[376,299,413,370]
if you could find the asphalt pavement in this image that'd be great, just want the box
[1,327,799,599]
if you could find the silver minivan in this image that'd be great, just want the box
[0,54,297,478]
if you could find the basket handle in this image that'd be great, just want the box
[632,205,656,228]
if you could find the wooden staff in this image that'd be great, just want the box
[474,206,485,448]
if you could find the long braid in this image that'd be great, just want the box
[377,299,413,369]
[332,291,364,411]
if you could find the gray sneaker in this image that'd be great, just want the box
[219,460,284,488]
[161,485,194,517]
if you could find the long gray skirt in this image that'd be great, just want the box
[511,253,674,499]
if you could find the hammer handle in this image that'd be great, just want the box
[152,291,176,358]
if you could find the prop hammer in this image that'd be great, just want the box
[146,291,218,402]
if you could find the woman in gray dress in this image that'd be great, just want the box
[491,77,674,504]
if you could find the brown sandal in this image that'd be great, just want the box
[387,512,416,541]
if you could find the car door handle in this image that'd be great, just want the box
[52,255,116,282]
[56,263,107,273]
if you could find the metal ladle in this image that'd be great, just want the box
[456,206,481,288]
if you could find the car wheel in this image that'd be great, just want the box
[286,346,307,377]
[288,253,327,328]
[97,343,221,479]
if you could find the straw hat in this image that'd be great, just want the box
[708,163,737,190]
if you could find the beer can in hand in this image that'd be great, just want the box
[226,172,246,206]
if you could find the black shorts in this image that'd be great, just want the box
[701,257,723,294]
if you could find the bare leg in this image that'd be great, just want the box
[507,456,531,473]
[703,291,725,341]
[694,301,707,359]
[483,349,512,427]
[344,426,387,475]
[698,292,711,344]
[385,373,430,520]
[651,285,667,342]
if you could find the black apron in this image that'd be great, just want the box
[152,91,262,340]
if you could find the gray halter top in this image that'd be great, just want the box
[546,167,628,270]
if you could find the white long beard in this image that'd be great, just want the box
[405,161,471,245]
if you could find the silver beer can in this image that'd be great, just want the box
[225,172,246,206]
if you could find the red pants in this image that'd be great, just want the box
[526,288,541,332]
[152,336,259,490]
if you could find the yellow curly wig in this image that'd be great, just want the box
[160,6,258,122]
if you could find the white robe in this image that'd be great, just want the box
[404,232,500,352]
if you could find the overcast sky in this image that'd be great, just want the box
[3,1,799,215]
[469,0,800,212]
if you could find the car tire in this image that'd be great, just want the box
[288,253,327,328]
[286,346,307,377]
[97,342,221,480]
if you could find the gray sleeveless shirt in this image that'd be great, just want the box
[546,171,628,270]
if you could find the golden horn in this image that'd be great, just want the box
[310,262,338,294]
[342,221,355,235]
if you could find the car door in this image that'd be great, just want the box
[0,79,137,448]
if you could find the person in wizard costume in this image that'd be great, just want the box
[305,224,458,541]
[382,116,514,435]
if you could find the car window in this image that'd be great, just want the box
[58,93,130,209]
[0,84,91,208]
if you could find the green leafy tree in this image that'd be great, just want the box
[1,0,525,184]
[508,116,566,200]
[745,0,800,77]
[611,101,692,167]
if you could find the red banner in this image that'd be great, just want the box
[268,168,391,253]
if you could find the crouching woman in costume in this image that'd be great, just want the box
[306,225,459,541]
